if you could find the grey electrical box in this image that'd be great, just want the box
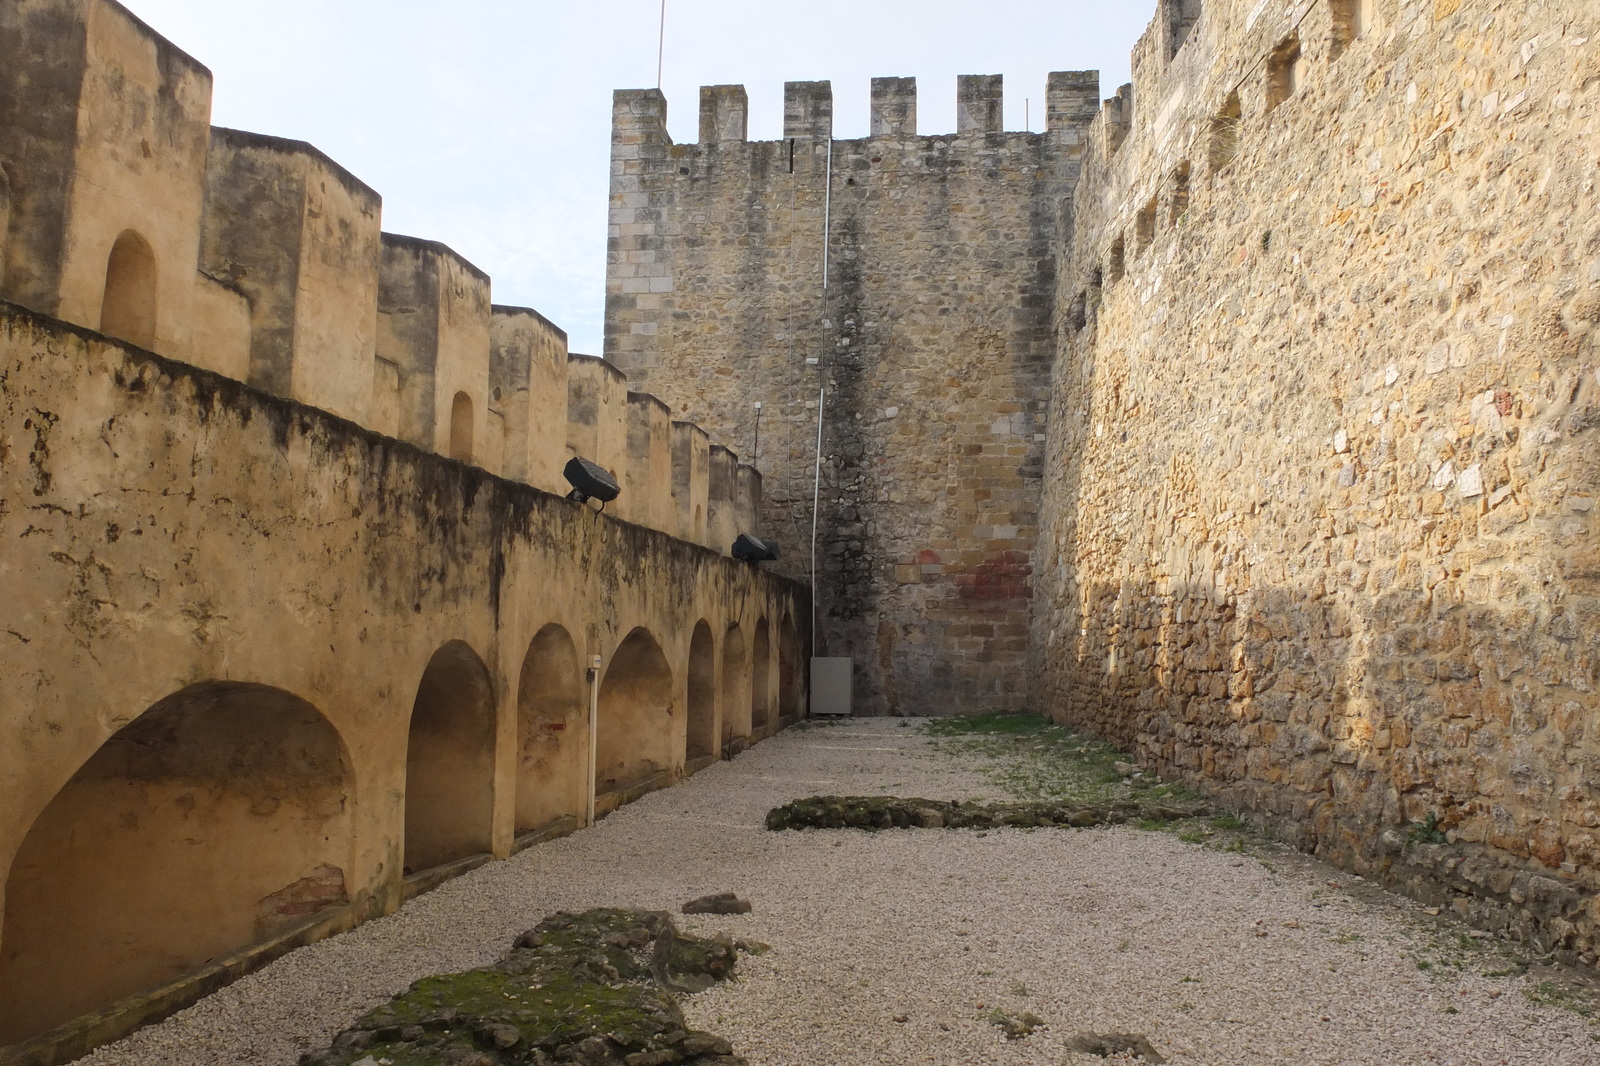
[810,657,853,716]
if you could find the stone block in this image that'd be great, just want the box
[957,74,1003,135]
[699,85,748,144]
[871,77,917,138]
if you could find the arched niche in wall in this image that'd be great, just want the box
[595,628,674,798]
[1331,0,1376,60]
[99,229,158,350]
[515,623,586,834]
[778,614,801,721]
[404,641,496,874]
[1209,92,1243,171]
[721,623,750,750]
[751,618,772,731]
[0,682,353,1047]
[449,391,475,463]
[686,621,716,763]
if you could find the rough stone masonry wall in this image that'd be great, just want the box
[606,79,1097,715]
[1036,0,1600,961]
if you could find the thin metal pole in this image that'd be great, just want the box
[586,653,601,826]
[656,0,666,89]
[821,137,833,289]
[810,387,825,652]
[752,402,763,468]
[1025,98,1030,131]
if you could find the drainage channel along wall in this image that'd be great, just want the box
[1036,0,1600,962]
[0,305,806,1059]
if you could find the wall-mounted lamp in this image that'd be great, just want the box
[732,533,779,563]
[565,457,620,509]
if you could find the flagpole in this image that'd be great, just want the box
[656,0,666,88]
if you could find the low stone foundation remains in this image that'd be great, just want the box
[301,909,747,1066]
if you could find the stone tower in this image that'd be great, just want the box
[605,74,1099,715]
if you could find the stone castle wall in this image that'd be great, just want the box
[0,2,802,1057]
[1036,0,1600,960]
[605,76,1099,715]
[0,303,805,1054]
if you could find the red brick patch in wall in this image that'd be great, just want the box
[956,551,1033,603]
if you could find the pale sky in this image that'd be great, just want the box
[121,1,1156,354]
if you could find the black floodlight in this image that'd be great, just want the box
[732,533,779,563]
[564,457,620,506]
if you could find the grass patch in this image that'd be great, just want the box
[916,713,1288,853]
[923,712,1194,808]
[1406,925,1546,984]
[1524,979,1599,1019]
[1407,812,1448,845]
[925,712,1064,738]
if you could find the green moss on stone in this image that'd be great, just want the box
[764,795,1205,832]
[301,909,743,1066]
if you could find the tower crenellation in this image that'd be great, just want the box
[868,76,918,138]
[1045,70,1102,142]
[955,74,1003,135]
[698,84,749,145]
[783,81,835,141]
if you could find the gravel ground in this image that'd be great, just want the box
[78,719,1598,1066]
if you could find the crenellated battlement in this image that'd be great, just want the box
[1055,0,1409,329]
[627,73,1104,150]
[784,81,834,140]
[0,0,766,557]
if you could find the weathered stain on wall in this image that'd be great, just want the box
[1038,0,1600,963]
[0,0,88,311]
[604,75,1101,715]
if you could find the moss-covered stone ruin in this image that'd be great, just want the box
[765,795,1206,832]
[300,909,747,1066]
